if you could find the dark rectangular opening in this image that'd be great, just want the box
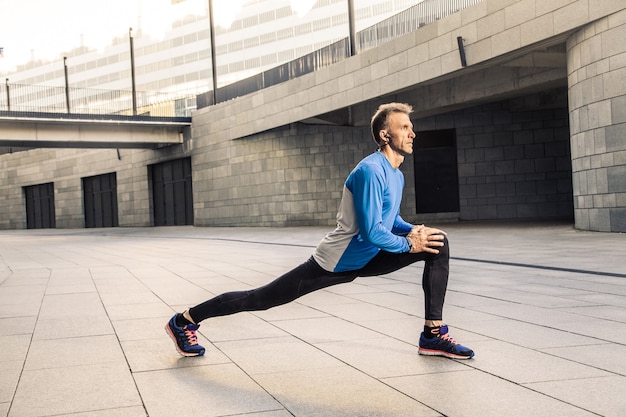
[83,172,119,228]
[149,157,194,226]
[24,182,56,229]
[413,129,460,214]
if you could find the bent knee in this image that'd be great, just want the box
[439,236,450,257]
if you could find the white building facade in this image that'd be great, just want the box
[2,0,419,98]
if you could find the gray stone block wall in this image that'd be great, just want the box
[0,145,194,229]
[415,90,573,222]
[192,124,377,227]
[568,10,626,232]
[0,89,575,229]
[190,89,573,228]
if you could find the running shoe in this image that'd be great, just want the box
[165,314,206,356]
[418,325,474,359]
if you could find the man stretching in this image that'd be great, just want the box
[166,102,474,360]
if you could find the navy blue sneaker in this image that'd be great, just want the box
[165,314,206,357]
[418,325,474,359]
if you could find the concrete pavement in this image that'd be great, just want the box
[1,222,625,417]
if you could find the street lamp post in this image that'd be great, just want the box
[208,0,218,105]
[348,0,356,56]
[129,28,138,116]
[5,78,10,111]
[63,57,70,113]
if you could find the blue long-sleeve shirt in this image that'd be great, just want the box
[313,152,413,272]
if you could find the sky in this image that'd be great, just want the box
[0,0,317,74]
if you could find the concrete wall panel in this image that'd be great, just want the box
[568,12,626,231]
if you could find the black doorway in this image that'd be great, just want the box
[24,182,56,229]
[413,129,460,214]
[83,173,119,228]
[150,158,194,226]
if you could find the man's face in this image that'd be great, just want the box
[385,112,415,156]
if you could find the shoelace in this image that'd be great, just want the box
[184,327,199,346]
[438,332,458,345]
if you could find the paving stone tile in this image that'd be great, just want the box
[0,364,21,403]
[185,274,245,288]
[105,302,173,321]
[254,366,442,417]
[367,281,422,295]
[0,277,48,287]
[272,316,383,344]
[226,411,293,417]
[200,312,289,342]
[134,363,282,417]
[505,282,596,297]
[0,303,41,319]
[24,335,125,370]
[98,291,162,306]
[37,293,106,319]
[460,318,601,348]
[44,284,96,295]
[315,300,413,322]
[526,375,626,417]
[449,284,596,308]
[443,290,510,308]
[46,268,94,292]
[215,336,342,375]
[136,280,215,307]
[466,339,610,383]
[0,334,31,363]
[325,281,391,295]
[315,337,469,378]
[345,290,422,315]
[121,336,229,373]
[541,343,626,375]
[296,289,362,307]
[111,313,165,338]
[0,316,36,337]
[251,301,329,322]
[558,305,626,322]
[91,275,149,294]
[385,369,597,417]
[356,316,422,343]
[9,363,142,417]
[470,301,594,324]
[0,287,45,308]
[566,292,626,305]
[51,406,148,417]
[556,317,626,344]
[33,316,114,340]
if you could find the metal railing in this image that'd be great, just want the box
[201,38,351,107]
[0,82,196,118]
[356,0,483,52]
[1,0,483,116]
[199,0,484,108]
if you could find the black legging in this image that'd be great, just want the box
[189,236,449,322]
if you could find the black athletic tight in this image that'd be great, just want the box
[189,237,449,322]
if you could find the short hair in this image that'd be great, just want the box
[370,102,413,146]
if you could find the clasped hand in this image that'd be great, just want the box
[406,224,447,254]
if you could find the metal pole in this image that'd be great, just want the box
[208,0,218,105]
[5,78,10,111]
[63,57,70,113]
[129,28,138,116]
[347,0,357,56]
